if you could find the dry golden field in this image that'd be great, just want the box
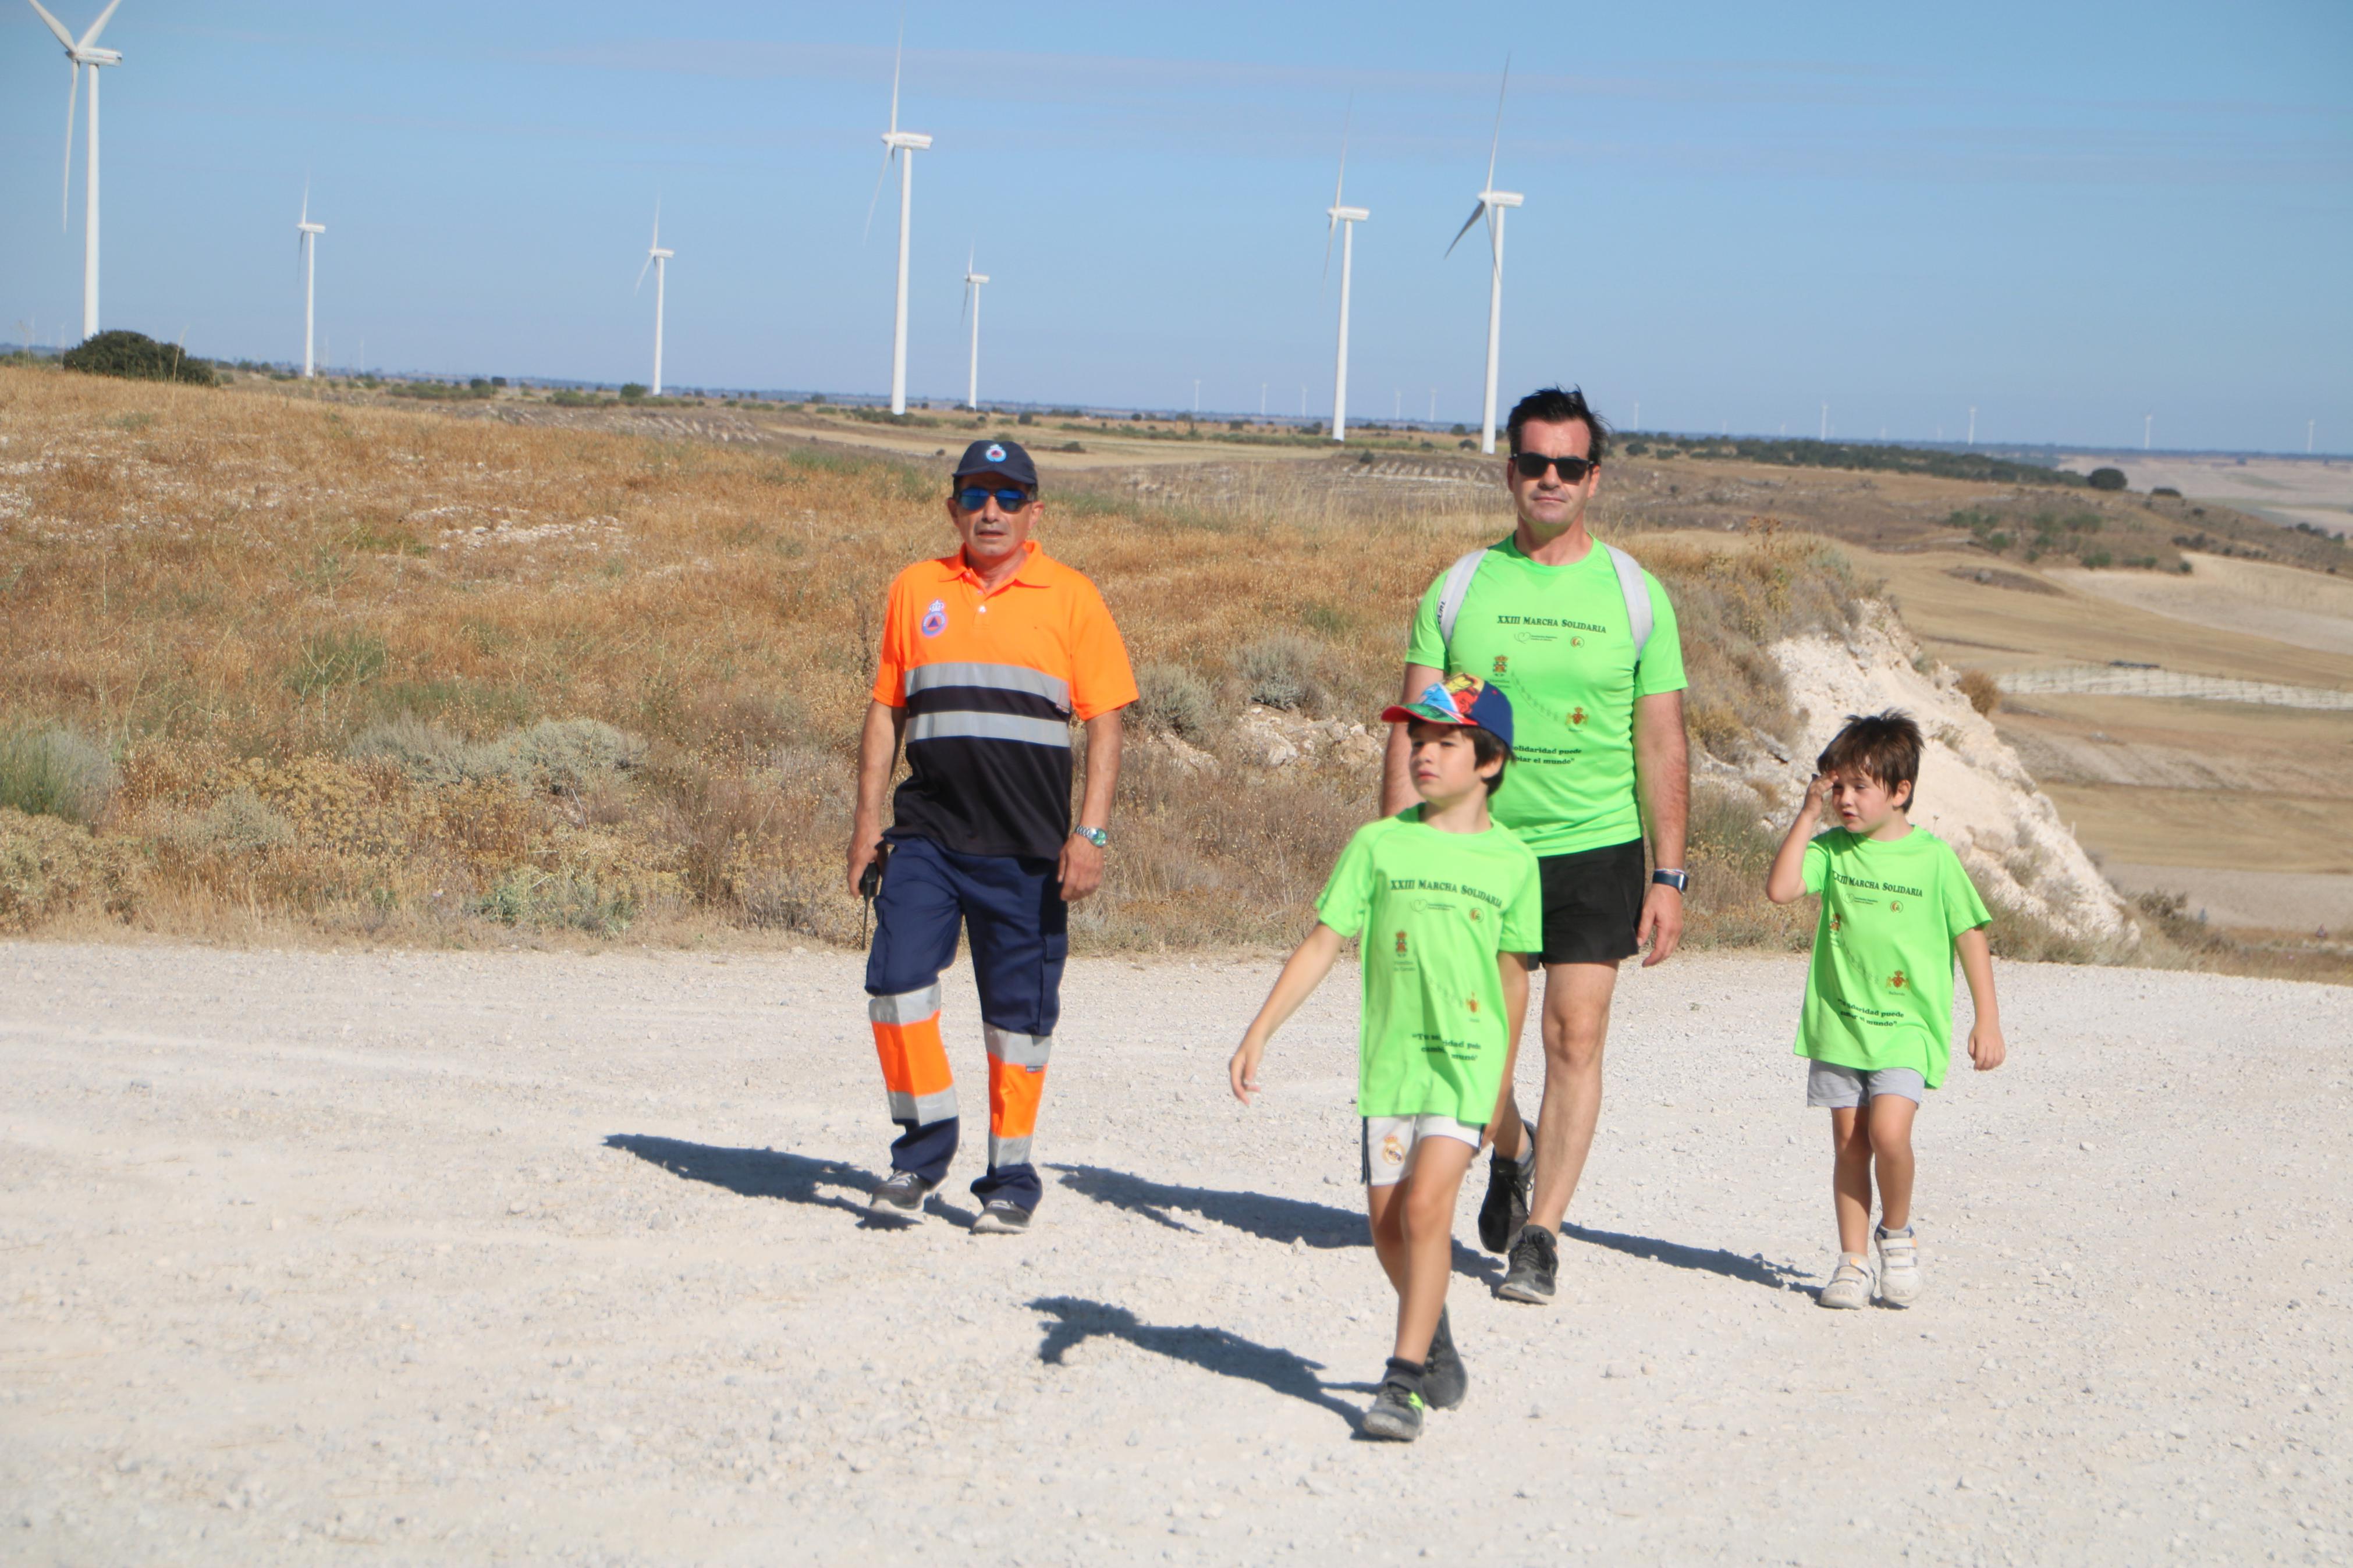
[0,365,1861,954]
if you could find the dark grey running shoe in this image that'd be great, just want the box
[1422,1307,1467,1410]
[1361,1362,1426,1442]
[1477,1148,1532,1254]
[970,1199,1032,1235]
[1496,1223,1558,1304]
[866,1170,932,1224]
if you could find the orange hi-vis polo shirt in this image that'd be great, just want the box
[872,538,1138,860]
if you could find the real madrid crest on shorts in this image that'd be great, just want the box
[920,598,949,638]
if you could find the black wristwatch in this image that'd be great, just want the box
[1651,869,1689,893]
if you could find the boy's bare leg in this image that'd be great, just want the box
[1829,1107,1876,1256]
[1866,1094,1918,1231]
[1523,963,1618,1231]
[1367,1185,1410,1296]
[1389,1139,1478,1363]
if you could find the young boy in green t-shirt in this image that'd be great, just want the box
[1766,710,2008,1310]
[1230,674,1541,1441]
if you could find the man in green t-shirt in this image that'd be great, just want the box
[1380,385,1691,1306]
[1231,674,1542,1441]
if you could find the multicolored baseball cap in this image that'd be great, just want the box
[1380,672,1514,750]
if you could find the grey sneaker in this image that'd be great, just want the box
[867,1170,932,1224]
[1496,1224,1557,1304]
[1477,1149,1532,1254]
[1819,1257,1872,1310]
[1422,1307,1467,1410]
[1361,1363,1426,1442]
[970,1199,1032,1235]
[1875,1225,1922,1307]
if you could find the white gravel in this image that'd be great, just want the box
[2,939,2347,1565]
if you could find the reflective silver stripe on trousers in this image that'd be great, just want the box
[888,1087,959,1126]
[904,661,1071,713]
[989,1134,1034,1170]
[906,712,1071,748]
[868,984,943,1027]
[984,1026,1054,1071]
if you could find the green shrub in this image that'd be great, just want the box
[1235,635,1322,711]
[620,383,648,402]
[0,727,116,825]
[1132,662,1219,741]
[2086,467,2127,492]
[60,329,214,386]
[166,788,294,858]
[473,865,636,935]
[349,714,643,795]
[286,631,389,696]
[0,806,142,929]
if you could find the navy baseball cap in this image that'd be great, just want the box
[952,438,1039,490]
[1381,672,1516,751]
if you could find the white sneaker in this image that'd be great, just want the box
[1876,1226,1922,1307]
[1819,1257,1872,1310]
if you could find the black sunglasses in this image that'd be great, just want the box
[1510,451,1598,483]
[953,485,1034,513]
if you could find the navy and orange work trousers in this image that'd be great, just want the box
[864,834,1067,1211]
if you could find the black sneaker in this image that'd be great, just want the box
[866,1170,932,1224]
[1422,1307,1467,1410]
[1477,1148,1532,1254]
[1361,1362,1426,1442]
[970,1199,1032,1235]
[1496,1224,1558,1304]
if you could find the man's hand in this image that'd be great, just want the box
[1637,883,1684,967]
[1968,1018,2007,1072]
[846,828,883,900]
[1057,833,1105,902]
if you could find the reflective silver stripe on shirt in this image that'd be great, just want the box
[906,712,1071,748]
[904,661,1071,713]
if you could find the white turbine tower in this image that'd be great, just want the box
[1446,58,1522,455]
[27,0,123,343]
[1322,112,1368,444]
[634,207,673,396]
[294,186,324,378]
[865,24,931,416]
[960,248,988,411]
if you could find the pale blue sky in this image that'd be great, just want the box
[4,1,2348,451]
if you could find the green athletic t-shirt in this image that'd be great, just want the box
[1406,537,1687,856]
[1796,827,1992,1089]
[1314,808,1544,1122]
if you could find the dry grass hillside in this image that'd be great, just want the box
[1,365,1875,955]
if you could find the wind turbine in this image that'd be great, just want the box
[865,22,931,416]
[1446,57,1522,454]
[960,247,988,411]
[634,205,673,396]
[27,0,123,342]
[295,185,324,378]
[1322,110,1368,444]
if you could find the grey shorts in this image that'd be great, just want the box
[1805,1061,1925,1108]
[1360,1114,1484,1187]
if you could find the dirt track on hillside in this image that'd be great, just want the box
[3,942,2347,1566]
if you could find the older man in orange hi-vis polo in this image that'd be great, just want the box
[846,438,1137,1235]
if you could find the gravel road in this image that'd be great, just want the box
[3,940,2347,1566]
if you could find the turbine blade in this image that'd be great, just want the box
[861,145,893,244]
[1484,51,1511,193]
[634,252,652,294]
[1445,200,1485,257]
[1333,97,1351,210]
[888,13,903,137]
[25,0,75,49]
[961,280,970,327]
[77,0,122,50]
[1321,212,1336,287]
[300,177,309,226]
[59,59,77,232]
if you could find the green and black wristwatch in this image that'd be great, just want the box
[1072,826,1109,849]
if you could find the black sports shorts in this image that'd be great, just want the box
[1528,837,1647,966]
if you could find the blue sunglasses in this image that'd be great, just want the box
[954,485,1034,513]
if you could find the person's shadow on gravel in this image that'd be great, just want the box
[605,1134,877,1220]
[1564,1224,1809,1292]
[1049,1164,1502,1285]
[1027,1296,1368,1423]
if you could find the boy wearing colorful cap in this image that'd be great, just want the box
[1229,674,1541,1441]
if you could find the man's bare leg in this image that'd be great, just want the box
[1524,962,1619,1232]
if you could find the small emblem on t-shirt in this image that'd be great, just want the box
[1465,996,1480,1015]
[1570,634,1584,648]
[1828,912,1843,934]
[1889,969,1908,990]
[920,599,948,638]
[1570,705,1587,727]
[1889,898,1904,913]
[1394,930,1408,956]
[1492,655,1509,676]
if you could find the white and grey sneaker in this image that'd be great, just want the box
[1819,1257,1872,1310]
[867,1171,933,1224]
[1875,1225,1922,1307]
[970,1199,1032,1235]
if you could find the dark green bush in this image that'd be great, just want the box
[60,330,214,386]
[2087,467,2127,491]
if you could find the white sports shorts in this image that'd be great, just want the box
[1360,1114,1484,1187]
